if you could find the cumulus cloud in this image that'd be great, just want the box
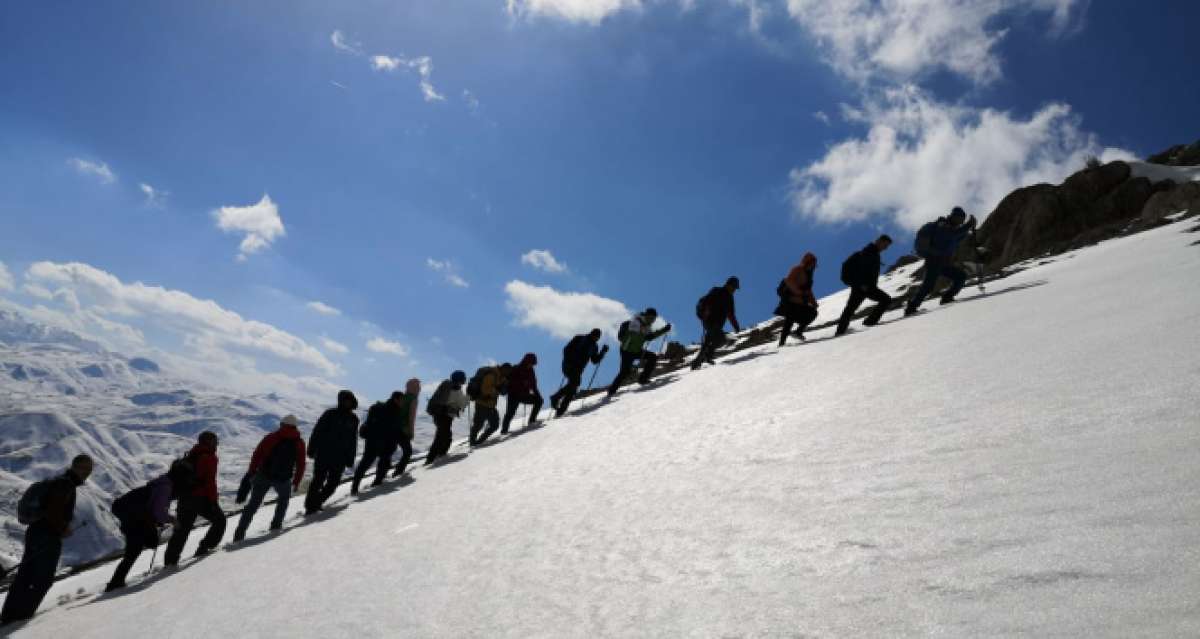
[504,280,630,340]
[139,183,168,208]
[366,337,409,357]
[23,260,339,376]
[306,300,341,316]
[67,158,116,184]
[0,261,14,291]
[426,258,469,288]
[789,85,1133,231]
[330,29,363,55]
[786,0,1086,85]
[506,0,643,24]
[212,194,285,260]
[320,336,350,355]
[520,249,569,274]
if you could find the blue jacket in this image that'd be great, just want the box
[915,218,972,259]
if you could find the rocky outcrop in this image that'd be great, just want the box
[1147,139,1200,166]
[1141,181,1200,222]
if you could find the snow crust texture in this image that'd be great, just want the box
[8,222,1200,637]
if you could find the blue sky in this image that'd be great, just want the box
[2,0,1198,403]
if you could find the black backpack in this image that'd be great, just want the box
[840,253,857,286]
[167,453,200,495]
[466,367,492,400]
[776,279,788,298]
[695,294,709,320]
[262,439,299,480]
[617,320,631,342]
[111,483,152,523]
[16,479,52,525]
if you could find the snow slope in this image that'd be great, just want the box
[8,220,1200,637]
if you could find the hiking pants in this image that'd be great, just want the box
[472,406,500,444]
[1,523,61,624]
[550,366,585,416]
[778,303,819,345]
[305,460,345,512]
[426,414,454,464]
[235,475,292,536]
[502,392,543,433]
[608,350,657,396]
[907,260,967,312]
[164,496,226,565]
[837,286,892,334]
[108,521,160,587]
[692,321,726,367]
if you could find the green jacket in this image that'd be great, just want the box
[621,314,669,354]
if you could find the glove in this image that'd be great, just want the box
[600,344,610,353]
[664,323,672,332]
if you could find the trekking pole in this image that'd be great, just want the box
[970,227,987,293]
[146,538,159,577]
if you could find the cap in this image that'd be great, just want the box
[950,206,967,219]
[451,370,467,384]
[281,414,300,427]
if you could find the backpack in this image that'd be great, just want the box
[262,438,299,480]
[168,453,200,495]
[617,320,631,342]
[426,382,451,417]
[695,293,710,320]
[111,484,152,523]
[466,367,492,401]
[16,479,52,525]
[776,279,788,298]
[359,403,383,439]
[914,223,934,258]
[840,254,857,286]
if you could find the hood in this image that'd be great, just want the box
[190,442,217,457]
[277,424,302,439]
[799,252,817,269]
[519,353,537,367]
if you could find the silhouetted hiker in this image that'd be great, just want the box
[608,309,671,397]
[390,379,420,477]
[906,207,976,316]
[163,431,225,567]
[304,390,359,515]
[106,472,179,592]
[351,383,418,494]
[836,235,894,336]
[472,363,511,445]
[425,371,469,465]
[692,277,741,369]
[2,455,93,626]
[776,253,820,346]
[503,353,543,432]
[232,415,307,541]
[550,329,608,416]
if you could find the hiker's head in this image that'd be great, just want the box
[588,328,602,341]
[280,414,300,429]
[521,353,537,367]
[725,276,740,292]
[405,378,421,395]
[875,234,893,251]
[337,390,358,411]
[70,454,94,482]
[451,370,467,386]
[390,390,406,405]
[499,363,513,375]
[800,253,817,269]
[198,431,219,449]
[643,307,658,321]
[949,207,967,226]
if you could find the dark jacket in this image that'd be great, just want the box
[562,335,604,374]
[841,243,883,288]
[308,408,359,468]
[40,472,81,537]
[427,380,467,418]
[508,354,539,398]
[112,475,173,528]
[362,400,408,447]
[248,425,307,489]
[699,287,739,331]
[915,218,972,260]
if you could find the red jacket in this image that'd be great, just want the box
[507,353,539,398]
[188,442,220,503]
[248,425,307,488]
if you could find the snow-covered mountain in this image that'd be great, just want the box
[7,215,1199,636]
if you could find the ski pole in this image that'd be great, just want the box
[146,540,159,577]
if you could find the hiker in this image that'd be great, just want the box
[425,371,470,465]
[550,329,609,417]
[1,455,93,626]
[502,354,543,433]
[775,253,820,346]
[232,415,307,541]
[304,390,359,515]
[607,308,672,397]
[906,207,976,316]
[351,382,419,494]
[471,363,511,445]
[163,431,226,567]
[106,471,179,592]
[836,235,894,336]
[691,277,741,369]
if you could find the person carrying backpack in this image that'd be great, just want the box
[502,353,543,433]
[472,363,511,445]
[607,308,671,397]
[351,382,419,494]
[304,390,359,515]
[163,431,225,567]
[550,329,609,417]
[425,371,470,465]
[905,207,976,316]
[691,277,741,370]
[105,473,178,592]
[232,415,307,541]
[836,234,894,336]
[776,253,820,346]
[2,455,93,626]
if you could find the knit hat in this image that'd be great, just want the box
[281,414,300,427]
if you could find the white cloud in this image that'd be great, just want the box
[330,30,363,55]
[506,0,643,24]
[520,249,569,274]
[813,111,831,125]
[0,261,14,291]
[426,258,469,288]
[20,260,340,376]
[504,280,630,340]
[330,80,349,90]
[212,194,285,260]
[67,158,116,185]
[320,336,350,355]
[139,183,168,208]
[366,337,409,357]
[371,54,445,102]
[785,0,1085,85]
[306,300,341,316]
[788,85,1132,232]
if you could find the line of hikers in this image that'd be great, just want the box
[1,207,980,626]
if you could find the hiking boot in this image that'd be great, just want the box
[194,546,213,559]
[904,307,918,317]
[269,524,282,532]
[104,581,125,593]
[231,531,245,542]
[939,295,956,305]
